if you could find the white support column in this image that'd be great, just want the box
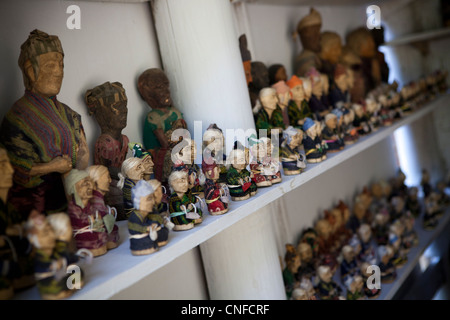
[151,0,285,299]
[151,0,256,152]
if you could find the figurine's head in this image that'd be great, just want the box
[285,244,302,273]
[250,61,269,89]
[168,169,189,195]
[85,81,128,133]
[286,75,305,102]
[334,64,348,92]
[317,265,332,283]
[87,165,111,195]
[352,103,364,118]
[346,27,376,59]
[120,157,145,182]
[302,117,317,139]
[296,8,322,53]
[268,64,287,85]
[282,126,303,150]
[357,223,372,243]
[301,77,312,100]
[291,288,308,300]
[64,169,94,208]
[131,179,155,213]
[203,124,225,158]
[18,29,64,97]
[25,210,56,251]
[173,138,197,165]
[202,156,219,181]
[341,245,355,263]
[148,179,164,205]
[306,67,323,97]
[137,68,172,109]
[271,80,291,108]
[315,218,332,239]
[47,212,73,242]
[319,31,342,65]
[324,113,338,130]
[259,87,279,112]
[331,108,343,127]
[0,148,14,194]
[228,148,247,171]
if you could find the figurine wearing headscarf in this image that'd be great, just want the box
[302,117,326,163]
[65,169,108,257]
[286,75,313,129]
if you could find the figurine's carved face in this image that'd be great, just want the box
[153,185,163,205]
[306,126,317,139]
[35,220,56,250]
[127,162,145,181]
[289,254,302,273]
[175,140,196,165]
[311,76,323,97]
[290,84,305,102]
[231,150,247,171]
[142,155,154,175]
[75,177,94,203]
[343,246,355,262]
[138,193,155,213]
[335,73,348,92]
[299,25,322,53]
[138,70,172,109]
[171,175,189,194]
[204,166,220,181]
[325,116,337,130]
[96,100,128,132]
[318,266,333,283]
[277,91,290,108]
[96,169,112,194]
[0,150,14,190]
[260,90,278,111]
[298,243,313,263]
[27,52,64,97]
[290,132,303,148]
[203,130,224,155]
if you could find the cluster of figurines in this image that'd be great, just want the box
[282,169,450,300]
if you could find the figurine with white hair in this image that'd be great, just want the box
[280,126,307,175]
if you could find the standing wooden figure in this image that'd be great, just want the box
[226,147,257,201]
[202,157,229,216]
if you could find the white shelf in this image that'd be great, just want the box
[15,93,449,300]
[382,27,450,46]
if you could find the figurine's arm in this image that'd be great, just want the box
[29,155,73,177]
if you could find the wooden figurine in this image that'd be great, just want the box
[138,68,187,183]
[271,80,291,129]
[85,81,129,221]
[302,117,326,163]
[249,136,281,187]
[226,147,257,201]
[168,166,203,231]
[315,218,333,257]
[117,157,145,219]
[319,31,343,79]
[356,223,376,265]
[342,107,359,145]
[378,245,397,283]
[0,29,88,216]
[373,212,390,246]
[328,64,349,109]
[286,75,313,129]
[129,142,154,181]
[65,169,108,257]
[294,7,323,77]
[282,244,302,299]
[25,210,75,300]
[316,265,345,300]
[345,275,366,300]
[254,87,285,138]
[280,126,307,175]
[340,245,360,282]
[365,97,382,131]
[268,64,288,86]
[296,242,315,279]
[128,180,160,255]
[321,112,345,152]
[388,220,408,268]
[87,165,120,250]
[352,103,372,136]
[306,67,330,121]
[249,61,270,112]
[148,179,173,246]
[202,124,227,184]
[202,156,229,215]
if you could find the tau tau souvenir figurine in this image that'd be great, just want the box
[85,81,128,220]
[202,156,229,215]
[226,147,257,201]
[328,64,349,109]
[378,245,397,283]
[357,223,376,265]
[0,29,88,216]
[65,169,108,257]
[25,210,76,300]
[138,68,187,183]
[306,67,330,121]
[286,75,313,128]
[128,180,160,255]
[360,261,381,299]
[87,165,120,250]
[282,244,302,299]
[254,87,285,138]
[249,61,270,111]
[316,265,345,300]
[352,103,372,136]
[271,80,291,128]
[280,126,306,175]
[294,7,323,77]
[321,112,345,152]
[345,274,366,300]
[129,142,154,181]
[117,157,145,219]
[168,167,203,231]
[147,179,173,243]
[340,245,360,282]
[342,108,359,145]
[248,135,282,187]
[302,117,326,163]
[203,124,227,184]
[319,31,343,79]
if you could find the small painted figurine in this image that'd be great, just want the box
[282,244,302,299]
[373,212,390,246]
[360,261,381,299]
[117,157,146,218]
[356,223,376,265]
[202,124,227,184]
[342,108,359,145]
[25,210,75,300]
[286,75,313,129]
[280,126,306,176]
[345,274,366,300]
[248,136,274,187]
[254,87,285,138]
[128,180,160,255]
[405,186,422,218]
[129,142,155,181]
[226,147,257,201]
[296,242,315,279]
[352,103,372,136]
[148,179,173,247]
[315,218,333,257]
[65,169,108,257]
[302,117,326,163]
[340,245,360,282]
[168,167,203,231]
[271,80,292,129]
[321,112,345,153]
[202,156,229,215]
[316,265,345,300]
[328,64,349,109]
[87,165,120,250]
[306,67,330,121]
[378,245,397,283]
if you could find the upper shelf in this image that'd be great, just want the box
[382,27,450,46]
[15,93,449,300]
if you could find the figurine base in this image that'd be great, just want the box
[306,157,322,163]
[231,194,250,201]
[131,247,158,256]
[158,240,169,247]
[270,177,282,184]
[250,191,257,196]
[90,245,108,257]
[193,218,203,225]
[173,222,195,231]
[41,289,74,300]
[107,241,119,250]
[209,209,228,216]
[256,181,272,187]
[283,169,301,176]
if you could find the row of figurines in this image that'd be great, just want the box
[281,169,450,301]
[251,66,448,158]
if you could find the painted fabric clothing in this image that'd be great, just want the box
[287,100,312,129]
[321,126,344,151]
[226,166,256,198]
[89,190,120,245]
[303,135,323,160]
[204,178,228,214]
[122,178,137,218]
[127,210,159,252]
[328,86,347,109]
[254,105,285,137]
[309,94,329,120]
[33,249,70,297]
[280,145,304,171]
[168,192,202,227]
[143,107,184,151]
[94,134,129,169]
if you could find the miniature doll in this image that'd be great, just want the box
[226,147,257,201]
[249,61,269,111]
[345,275,366,300]
[138,68,187,183]
[286,75,313,129]
[202,156,229,215]
[280,126,307,175]
[342,107,359,145]
[148,179,173,246]
[352,103,372,136]
[306,67,330,121]
[319,31,343,79]
[423,192,440,230]
[254,87,285,138]
[248,136,273,188]
[302,117,326,163]
[360,261,381,299]
[296,242,316,279]
[25,210,75,300]
[65,169,108,257]
[321,112,345,153]
[202,124,227,184]
[168,167,203,231]
[365,97,382,131]
[117,157,145,219]
[268,64,288,86]
[388,220,408,268]
[300,227,320,260]
[315,218,333,257]
[401,213,418,251]
[328,64,349,109]
[291,288,308,300]
[0,29,88,216]
[85,81,129,221]
[294,7,323,77]
[129,142,154,181]
[378,245,397,283]
[271,80,291,128]
[356,223,376,265]
[340,245,360,282]
[128,180,160,255]
[316,265,345,300]
[87,165,120,250]
[347,196,369,233]
[282,244,302,299]
[373,212,390,245]
[299,276,318,300]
